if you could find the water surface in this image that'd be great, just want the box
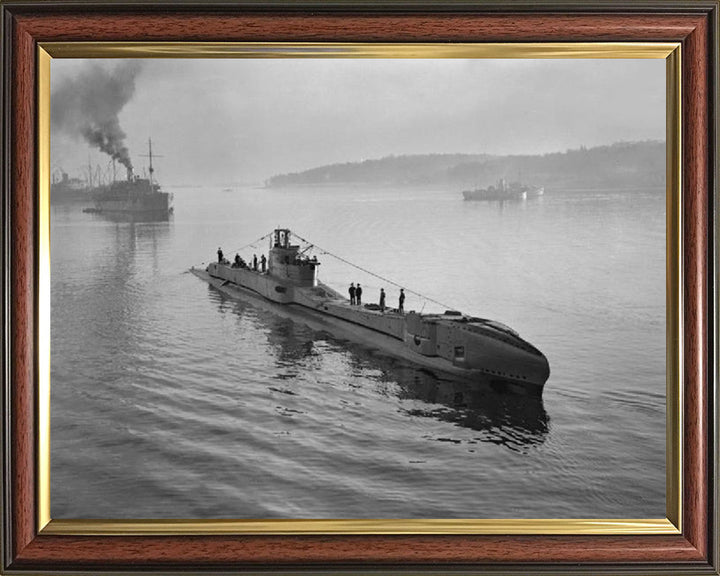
[51,185,665,519]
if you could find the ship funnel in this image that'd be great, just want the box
[126,166,134,181]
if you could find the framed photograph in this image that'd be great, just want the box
[1,1,717,574]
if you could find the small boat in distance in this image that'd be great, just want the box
[191,228,550,395]
[463,178,544,202]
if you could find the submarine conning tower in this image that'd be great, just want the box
[268,228,319,287]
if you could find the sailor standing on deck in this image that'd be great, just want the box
[379,288,386,313]
[356,284,363,305]
[349,283,356,305]
[398,288,405,313]
[260,254,267,273]
[253,254,258,271]
[217,247,224,263]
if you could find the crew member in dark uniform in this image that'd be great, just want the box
[234,253,241,267]
[356,283,363,305]
[349,283,356,305]
[398,288,405,313]
[260,254,267,273]
[379,288,386,312]
[217,247,224,263]
[253,254,258,271]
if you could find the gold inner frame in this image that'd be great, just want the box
[36,41,682,536]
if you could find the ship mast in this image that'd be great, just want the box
[140,138,162,186]
[148,138,154,185]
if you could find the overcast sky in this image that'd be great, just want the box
[50,58,665,186]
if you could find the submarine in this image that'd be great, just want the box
[191,228,550,395]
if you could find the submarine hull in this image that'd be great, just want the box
[191,266,549,395]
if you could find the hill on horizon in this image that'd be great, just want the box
[265,141,665,191]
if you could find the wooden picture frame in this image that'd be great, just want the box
[1,1,717,573]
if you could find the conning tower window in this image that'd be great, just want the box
[454,346,465,360]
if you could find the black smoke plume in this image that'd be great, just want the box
[51,61,143,172]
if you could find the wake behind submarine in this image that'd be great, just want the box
[191,228,550,395]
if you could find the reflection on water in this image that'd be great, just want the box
[211,287,548,452]
[83,210,173,224]
[264,318,319,364]
[465,194,545,212]
[396,376,548,452]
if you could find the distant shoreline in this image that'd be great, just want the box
[260,183,666,193]
[264,141,665,191]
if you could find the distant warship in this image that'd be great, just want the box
[463,178,544,202]
[87,139,172,216]
[192,228,550,395]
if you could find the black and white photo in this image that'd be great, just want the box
[49,56,666,520]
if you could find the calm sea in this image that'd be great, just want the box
[50,185,665,519]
